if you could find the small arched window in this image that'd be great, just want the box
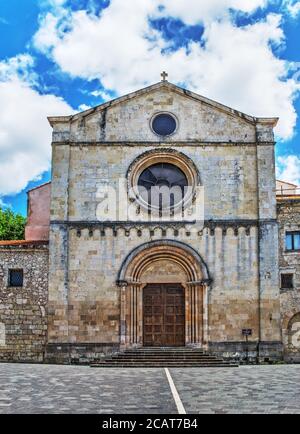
[288,313,300,348]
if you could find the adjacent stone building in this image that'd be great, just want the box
[277,181,300,362]
[25,182,51,241]
[0,79,299,364]
[0,241,48,362]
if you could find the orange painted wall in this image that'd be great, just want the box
[25,183,51,241]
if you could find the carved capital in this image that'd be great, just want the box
[116,280,128,287]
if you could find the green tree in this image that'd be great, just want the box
[0,208,26,240]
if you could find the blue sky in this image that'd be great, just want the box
[0,0,300,215]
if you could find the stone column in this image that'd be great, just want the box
[122,281,143,348]
[185,282,205,347]
[119,281,127,347]
[185,284,191,345]
[202,284,209,349]
[46,143,71,361]
[256,121,283,361]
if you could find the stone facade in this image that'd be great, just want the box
[278,196,300,362]
[46,81,282,363]
[1,80,297,364]
[0,241,48,362]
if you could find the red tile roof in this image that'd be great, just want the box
[0,240,49,246]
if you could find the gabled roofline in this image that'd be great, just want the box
[48,116,71,126]
[47,81,278,128]
[26,181,51,194]
[276,179,298,187]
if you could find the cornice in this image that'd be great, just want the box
[51,140,275,147]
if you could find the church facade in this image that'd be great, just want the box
[1,79,299,364]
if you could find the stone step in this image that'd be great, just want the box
[90,347,238,368]
[110,353,214,357]
[118,355,207,358]
[91,363,238,368]
[126,347,203,350]
[111,351,212,355]
[109,356,223,361]
[91,359,236,366]
[93,360,231,365]
[126,349,205,352]
[124,350,206,354]
[121,351,206,355]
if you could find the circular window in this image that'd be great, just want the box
[137,163,188,210]
[151,113,177,137]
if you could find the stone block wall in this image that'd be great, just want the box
[278,198,300,362]
[65,85,257,144]
[0,242,49,362]
[47,83,282,363]
[47,223,263,362]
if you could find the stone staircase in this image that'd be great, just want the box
[90,347,238,368]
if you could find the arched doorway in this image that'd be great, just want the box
[117,240,211,349]
[288,313,300,349]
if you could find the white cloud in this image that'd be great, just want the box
[32,1,300,140]
[277,155,300,185]
[90,89,113,101]
[49,0,66,5]
[78,103,91,111]
[0,54,73,197]
[33,13,61,52]
[0,54,37,84]
[284,0,300,17]
[40,0,67,8]
[160,0,268,25]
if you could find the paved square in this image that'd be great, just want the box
[0,364,176,414]
[0,363,300,414]
[171,365,300,414]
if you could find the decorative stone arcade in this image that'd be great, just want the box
[117,240,211,349]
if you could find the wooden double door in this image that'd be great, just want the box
[143,283,185,346]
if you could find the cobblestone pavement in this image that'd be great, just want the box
[170,365,300,414]
[0,364,176,414]
[0,363,300,414]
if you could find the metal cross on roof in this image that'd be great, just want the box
[161,71,168,81]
